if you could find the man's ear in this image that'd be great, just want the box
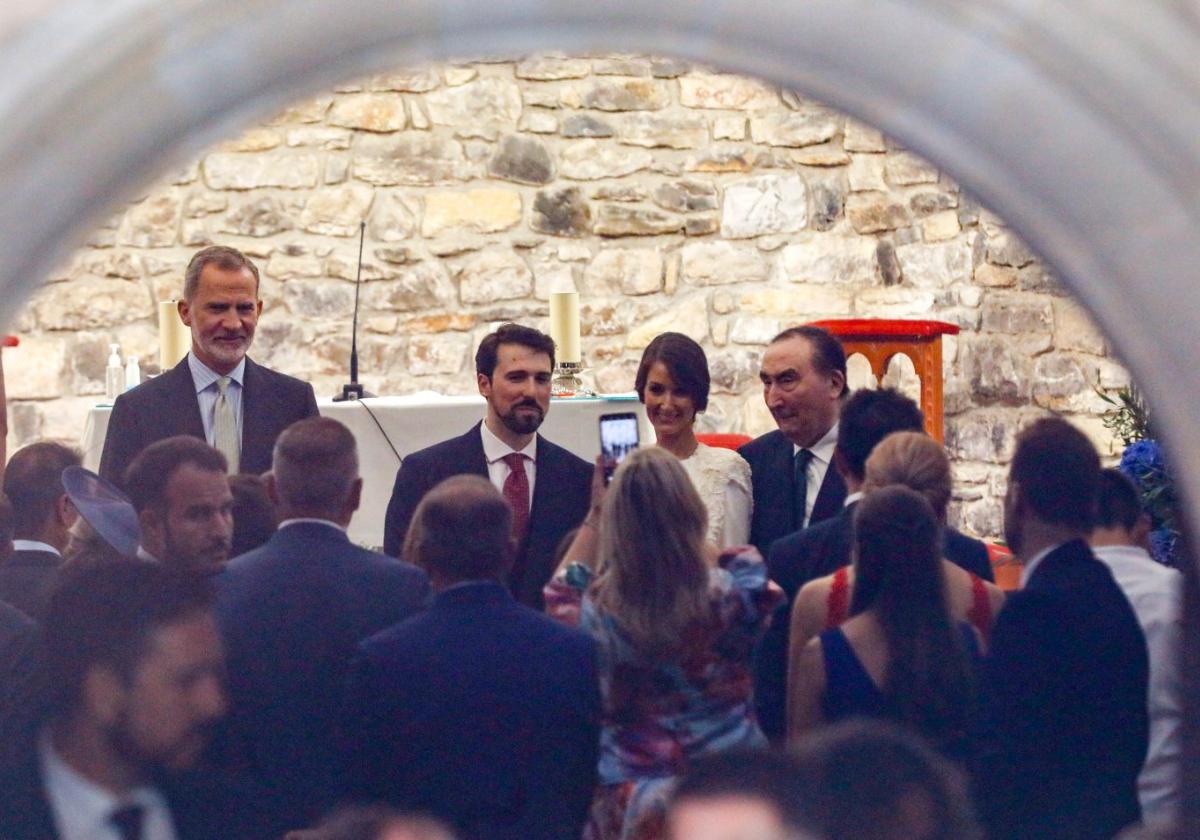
[477,372,492,399]
[829,369,847,400]
[56,494,79,528]
[139,507,164,553]
[1132,512,1154,550]
[345,477,364,517]
[832,448,854,482]
[265,472,281,506]
[177,298,193,328]
[83,665,126,727]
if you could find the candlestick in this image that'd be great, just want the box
[158,300,190,370]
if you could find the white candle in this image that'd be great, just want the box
[549,290,581,364]
[158,300,190,370]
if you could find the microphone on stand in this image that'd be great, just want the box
[334,221,373,402]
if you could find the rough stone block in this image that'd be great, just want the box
[515,54,591,80]
[749,111,840,148]
[456,250,533,304]
[577,78,669,111]
[844,120,887,152]
[886,151,940,185]
[895,238,973,288]
[720,174,808,239]
[353,134,468,186]
[592,204,682,237]
[488,135,554,185]
[1053,298,1106,355]
[680,242,769,286]
[781,238,878,285]
[618,114,708,149]
[284,280,355,319]
[583,249,662,297]
[846,192,908,233]
[981,293,1053,334]
[425,79,522,139]
[328,93,406,132]
[362,262,455,311]
[532,187,592,237]
[559,140,652,180]
[118,194,182,247]
[679,73,778,109]
[652,180,718,213]
[31,278,152,330]
[203,153,321,190]
[422,189,522,238]
[368,193,418,242]
[626,293,709,348]
[737,286,852,318]
[407,334,471,375]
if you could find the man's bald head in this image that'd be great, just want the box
[403,475,512,585]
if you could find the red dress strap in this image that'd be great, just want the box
[825,567,851,630]
[967,572,993,642]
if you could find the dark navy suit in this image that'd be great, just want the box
[753,500,994,742]
[975,539,1149,840]
[0,548,63,622]
[214,521,429,830]
[738,429,847,560]
[99,355,318,485]
[382,422,591,608]
[342,580,600,840]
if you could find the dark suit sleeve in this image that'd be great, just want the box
[753,535,806,745]
[944,531,995,583]
[99,391,141,486]
[382,456,429,557]
[299,381,319,419]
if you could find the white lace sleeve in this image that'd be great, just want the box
[683,445,754,548]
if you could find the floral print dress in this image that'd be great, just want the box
[545,548,783,840]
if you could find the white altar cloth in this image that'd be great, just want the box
[81,393,651,549]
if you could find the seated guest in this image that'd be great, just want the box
[666,750,822,840]
[227,473,277,557]
[382,323,591,608]
[124,436,234,574]
[215,418,429,832]
[976,418,1148,840]
[740,326,850,560]
[0,559,263,840]
[1091,468,1182,827]
[789,486,981,760]
[791,720,984,840]
[788,432,1005,659]
[100,245,318,485]
[344,475,598,840]
[293,805,458,840]
[635,332,752,547]
[0,442,81,620]
[546,448,781,840]
[756,387,931,742]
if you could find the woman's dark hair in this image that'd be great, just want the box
[849,486,975,753]
[634,332,710,412]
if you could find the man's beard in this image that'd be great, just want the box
[499,400,545,435]
[165,530,229,576]
[105,710,213,777]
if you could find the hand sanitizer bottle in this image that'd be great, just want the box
[105,344,123,402]
[124,355,141,391]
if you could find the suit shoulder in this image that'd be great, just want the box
[738,430,785,462]
[403,426,482,465]
[539,436,591,474]
[248,359,314,394]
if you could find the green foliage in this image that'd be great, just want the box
[1096,385,1154,446]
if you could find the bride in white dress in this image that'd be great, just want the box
[635,333,753,548]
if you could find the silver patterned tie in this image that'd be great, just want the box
[213,376,239,474]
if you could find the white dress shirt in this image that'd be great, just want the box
[1092,543,1183,825]
[40,732,178,840]
[277,518,347,533]
[480,421,538,501]
[187,352,245,449]
[793,422,838,528]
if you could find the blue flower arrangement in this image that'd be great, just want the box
[1100,387,1179,566]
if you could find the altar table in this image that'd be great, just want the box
[81,394,651,549]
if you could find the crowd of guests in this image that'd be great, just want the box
[0,243,1185,840]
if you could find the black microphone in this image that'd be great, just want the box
[333,220,373,401]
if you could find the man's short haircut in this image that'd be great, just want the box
[634,332,710,413]
[3,442,82,537]
[836,388,925,482]
[1097,467,1144,532]
[474,322,556,379]
[40,557,214,717]
[184,244,261,301]
[123,436,228,513]
[271,417,358,517]
[1010,417,1100,532]
[403,475,512,582]
[770,325,849,396]
[670,749,820,835]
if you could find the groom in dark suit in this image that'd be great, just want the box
[99,245,318,486]
[739,326,848,560]
[382,323,591,608]
[975,417,1149,840]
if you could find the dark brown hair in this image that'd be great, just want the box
[474,323,556,379]
[184,245,261,300]
[123,436,227,513]
[771,325,849,397]
[3,441,82,538]
[634,332,710,412]
[1010,417,1100,531]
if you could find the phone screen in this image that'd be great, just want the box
[599,412,640,484]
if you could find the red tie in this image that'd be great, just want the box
[502,453,531,544]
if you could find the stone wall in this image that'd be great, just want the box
[6,53,1128,539]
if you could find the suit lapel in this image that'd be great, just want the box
[463,422,491,478]
[163,357,206,440]
[239,357,270,468]
[810,461,847,526]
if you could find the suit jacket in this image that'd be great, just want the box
[0,602,39,770]
[739,429,846,560]
[753,500,994,742]
[342,581,600,840]
[0,549,64,622]
[975,539,1149,840]
[99,355,319,486]
[0,743,266,840]
[213,522,430,831]
[382,422,592,608]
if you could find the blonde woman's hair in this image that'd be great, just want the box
[593,447,712,659]
[862,431,952,520]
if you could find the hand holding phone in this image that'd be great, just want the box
[599,412,639,485]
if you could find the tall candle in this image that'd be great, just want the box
[158,300,190,370]
[549,290,581,364]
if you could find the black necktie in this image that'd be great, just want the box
[109,804,145,840]
[794,448,814,529]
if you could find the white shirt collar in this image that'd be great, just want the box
[187,352,245,395]
[1020,542,1064,585]
[136,545,160,563]
[480,420,538,465]
[278,518,347,533]
[12,539,61,556]
[794,421,838,465]
[843,490,865,507]
[39,730,173,840]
